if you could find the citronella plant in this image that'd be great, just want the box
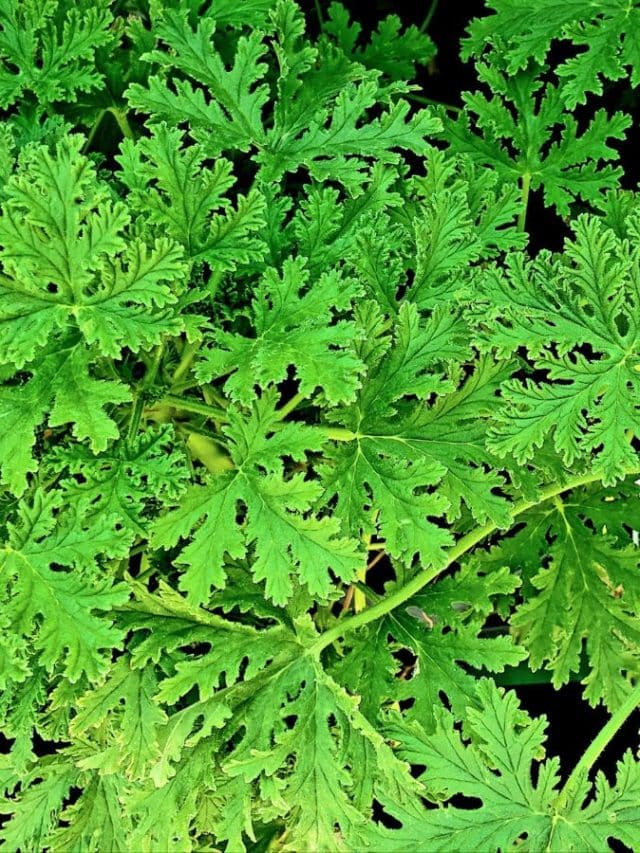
[1,1,639,850]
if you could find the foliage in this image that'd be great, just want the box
[1,1,639,851]
[463,0,640,107]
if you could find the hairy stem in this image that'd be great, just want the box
[554,681,640,811]
[171,340,202,385]
[276,391,307,421]
[320,426,358,442]
[518,171,531,232]
[408,93,461,113]
[82,108,106,153]
[186,430,234,473]
[127,344,164,441]
[310,466,640,655]
[162,393,228,421]
[313,0,324,30]
[108,106,134,140]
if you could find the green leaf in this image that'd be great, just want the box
[0,134,190,491]
[387,678,640,851]
[0,0,115,110]
[406,148,525,308]
[444,59,630,216]
[197,256,364,405]
[205,0,275,28]
[71,658,168,780]
[334,562,525,731]
[0,138,186,360]
[152,392,363,605]
[483,215,640,482]
[510,485,640,707]
[127,2,440,188]
[51,425,189,535]
[259,77,440,185]
[128,741,216,852]
[0,491,129,681]
[117,123,267,270]
[0,758,78,851]
[46,774,131,853]
[127,10,270,153]
[292,162,403,281]
[463,0,640,108]
[134,611,428,851]
[0,342,131,494]
[324,3,436,82]
[322,306,511,565]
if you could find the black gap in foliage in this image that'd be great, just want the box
[516,681,640,786]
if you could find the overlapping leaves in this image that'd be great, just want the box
[388,678,640,851]
[126,0,440,187]
[481,213,640,482]
[464,0,640,108]
[443,57,629,217]
[1,0,640,851]
[0,134,187,494]
[152,391,364,605]
[0,491,128,683]
[469,482,640,707]
[0,0,115,110]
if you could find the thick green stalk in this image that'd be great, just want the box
[171,340,202,385]
[276,391,307,421]
[408,93,461,113]
[554,681,640,811]
[518,171,532,232]
[127,344,164,440]
[310,466,640,655]
[313,0,324,30]
[108,106,134,140]
[82,108,106,152]
[320,426,358,442]
[162,393,228,421]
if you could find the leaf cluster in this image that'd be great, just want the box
[1,1,639,851]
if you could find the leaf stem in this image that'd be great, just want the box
[82,108,106,153]
[554,681,640,812]
[276,391,307,421]
[171,340,201,385]
[408,93,461,113]
[517,171,531,232]
[420,0,440,32]
[128,344,164,441]
[313,0,324,31]
[107,106,134,140]
[310,466,640,655]
[320,426,358,442]
[162,393,228,421]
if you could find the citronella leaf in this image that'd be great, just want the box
[51,425,189,535]
[0,491,129,681]
[2,2,640,851]
[334,562,525,730]
[117,124,267,271]
[463,0,640,107]
[484,215,640,482]
[152,391,363,605]
[127,2,440,189]
[444,58,630,217]
[196,256,364,405]
[388,678,640,851]
[0,0,115,110]
[475,482,640,708]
